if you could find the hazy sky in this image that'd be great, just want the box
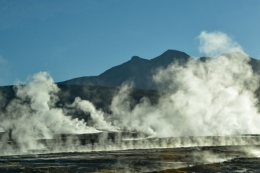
[0,0,259,85]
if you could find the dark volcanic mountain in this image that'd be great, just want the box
[59,50,190,89]
[0,85,160,120]
[1,50,260,116]
[59,50,260,90]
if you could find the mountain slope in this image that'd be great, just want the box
[59,50,190,89]
[59,50,260,90]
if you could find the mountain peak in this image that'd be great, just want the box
[59,49,260,90]
[131,56,141,60]
[161,49,190,57]
[150,49,190,65]
[130,56,148,62]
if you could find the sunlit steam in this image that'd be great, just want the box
[0,72,100,154]
[110,31,260,138]
[198,31,243,57]
[71,97,117,131]
[0,31,260,157]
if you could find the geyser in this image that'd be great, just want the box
[1,31,260,156]
[110,31,260,137]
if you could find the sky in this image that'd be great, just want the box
[0,0,259,86]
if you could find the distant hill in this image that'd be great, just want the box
[1,49,260,118]
[58,50,190,89]
[59,50,260,90]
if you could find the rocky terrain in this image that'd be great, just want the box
[1,135,260,172]
[59,50,260,90]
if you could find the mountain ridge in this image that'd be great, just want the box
[58,49,190,89]
[59,49,260,90]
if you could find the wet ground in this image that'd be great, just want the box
[1,145,260,173]
[2,133,260,172]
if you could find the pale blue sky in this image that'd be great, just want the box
[0,0,259,85]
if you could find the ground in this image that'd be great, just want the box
[0,144,259,173]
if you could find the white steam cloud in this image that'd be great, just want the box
[71,97,117,131]
[198,31,243,57]
[0,31,260,156]
[111,52,260,137]
[110,31,260,137]
[0,72,102,154]
[154,52,259,136]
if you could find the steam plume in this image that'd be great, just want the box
[111,31,260,137]
[0,72,99,153]
[198,31,243,57]
[0,31,260,156]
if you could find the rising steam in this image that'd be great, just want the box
[110,31,260,137]
[0,72,102,153]
[0,31,260,155]
[198,31,243,57]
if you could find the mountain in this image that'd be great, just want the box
[58,50,190,89]
[59,50,260,90]
[1,49,260,119]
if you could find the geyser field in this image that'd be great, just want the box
[1,32,260,172]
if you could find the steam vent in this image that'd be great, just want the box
[0,49,260,172]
